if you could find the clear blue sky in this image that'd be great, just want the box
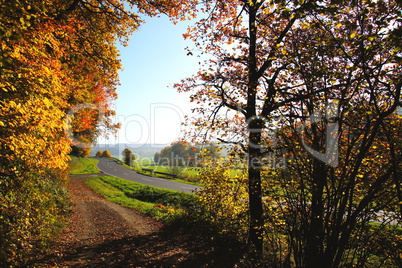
[101,15,202,147]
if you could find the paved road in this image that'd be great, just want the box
[96,158,201,194]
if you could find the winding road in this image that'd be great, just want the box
[96,158,202,194]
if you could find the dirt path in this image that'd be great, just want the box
[40,175,240,267]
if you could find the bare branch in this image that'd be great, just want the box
[217,137,246,152]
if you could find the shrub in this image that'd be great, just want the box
[0,172,71,266]
[101,149,112,158]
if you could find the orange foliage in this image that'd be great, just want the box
[0,0,197,265]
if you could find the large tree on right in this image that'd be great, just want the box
[176,0,401,265]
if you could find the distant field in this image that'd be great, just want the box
[134,157,154,165]
[136,163,243,185]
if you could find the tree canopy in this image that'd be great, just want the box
[176,0,401,264]
[122,148,136,166]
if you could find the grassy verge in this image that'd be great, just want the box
[138,168,204,186]
[69,156,100,174]
[117,161,204,186]
[84,176,198,223]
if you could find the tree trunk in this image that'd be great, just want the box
[304,159,326,267]
[247,119,264,258]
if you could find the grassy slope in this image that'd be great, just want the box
[84,176,198,223]
[69,156,100,174]
[69,157,198,222]
[119,160,204,186]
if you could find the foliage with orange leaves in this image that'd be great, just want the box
[0,0,198,265]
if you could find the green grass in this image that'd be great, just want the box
[69,156,100,174]
[140,166,204,186]
[136,164,243,186]
[117,160,204,186]
[84,176,198,222]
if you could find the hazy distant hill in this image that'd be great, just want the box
[91,143,231,159]
[91,143,166,158]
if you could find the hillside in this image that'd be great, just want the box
[91,144,166,158]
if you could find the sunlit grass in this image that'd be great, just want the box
[84,176,198,223]
[69,156,100,174]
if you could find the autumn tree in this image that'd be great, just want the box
[201,142,221,158]
[0,0,199,265]
[101,149,113,158]
[70,135,92,157]
[176,0,401,262]
[122,148,136,167]
[71,146,92,158]
[274,109,402,267]
[95,150,104,158]
[154,152,161,164]
[271,4,401,265]
[159,141,192,166]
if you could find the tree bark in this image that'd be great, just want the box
[247,119,264,258]
[304,159,326,267]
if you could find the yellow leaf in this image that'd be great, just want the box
[43,98,51,108]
